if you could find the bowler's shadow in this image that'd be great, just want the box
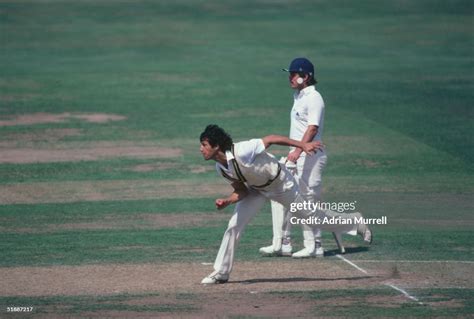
[234,275,374,285]
[231,246,374,285]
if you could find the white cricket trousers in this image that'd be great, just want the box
[213,190,267,276]
[213,169,356,276]
[271,150,327,250]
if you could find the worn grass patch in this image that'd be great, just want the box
[0,179,231,204]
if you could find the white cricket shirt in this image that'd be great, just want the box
[216,139,266,181]
[289,85,325,151]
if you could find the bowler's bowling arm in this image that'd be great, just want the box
[261,135,322,154]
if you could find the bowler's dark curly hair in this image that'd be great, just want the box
[200,124,233,152]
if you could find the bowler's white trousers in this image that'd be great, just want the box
[213,164,356,276]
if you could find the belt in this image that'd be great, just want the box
[252,164,282,189]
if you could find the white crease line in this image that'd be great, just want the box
[336,254,423,305]
[385,283,423,304]
[336,254,368,274]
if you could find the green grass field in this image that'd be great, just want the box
[1,0,473,317]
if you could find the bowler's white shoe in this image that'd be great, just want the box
[292,247,318,258]
[201,271,229,284]
[355,212,373,244]
[259,244,293,257]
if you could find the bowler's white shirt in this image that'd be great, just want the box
[216,139,266,180]
[289,85,325,151]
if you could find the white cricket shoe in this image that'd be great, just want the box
[292,240,325,258]
[355,212,373,244]
[259,243,293,257]
[292,247,318,258]
[201,271,229,284]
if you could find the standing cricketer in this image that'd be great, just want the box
[199,125,372,284]
[259,57,330,258]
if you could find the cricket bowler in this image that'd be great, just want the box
[199,124,372,284]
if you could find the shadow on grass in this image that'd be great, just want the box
[233,275,376,284]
